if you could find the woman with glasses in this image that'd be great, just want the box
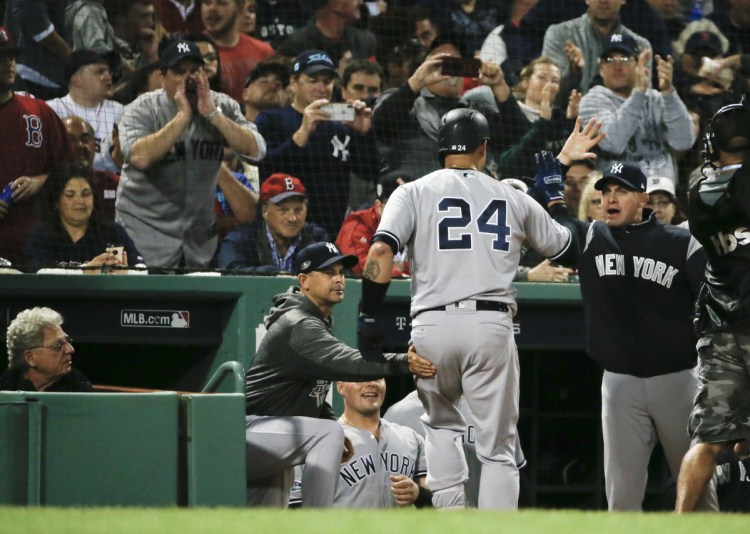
[25,163,144,273]
[1,307,92,392]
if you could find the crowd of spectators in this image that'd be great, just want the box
[0,0,748,275]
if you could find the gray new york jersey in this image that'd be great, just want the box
[384,390,526,508]
[334,419,426,508]
[375,168,571,316]
[116,89,266,268]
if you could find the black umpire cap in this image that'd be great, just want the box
[295,242,357,275]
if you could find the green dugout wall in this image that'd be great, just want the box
[0,274,668,509]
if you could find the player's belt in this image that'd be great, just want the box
[416,300,509,317]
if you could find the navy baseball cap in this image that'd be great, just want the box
[295,242,358,274]
[161,40,205,69]
[293,50,337,77]
[600,33,639,59]
[64,49,119,83]
[595,162,647,192]
[0,26,19,54]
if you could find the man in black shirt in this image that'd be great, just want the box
[676,100,750,512]
[2,307,92,392]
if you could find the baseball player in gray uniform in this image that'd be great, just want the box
[245,242,436,508]
[384,389,526,508]
[335,379,428,508]
[292,378,430,508]
[116,39,266,270]
[359,109,596,509]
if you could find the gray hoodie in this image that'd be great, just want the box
[245,287,410,418]
[579,85,696,182]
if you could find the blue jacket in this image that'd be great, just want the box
[216,220,330,274]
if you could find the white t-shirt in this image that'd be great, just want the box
[47,94,123,173]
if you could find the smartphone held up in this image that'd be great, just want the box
[441,56,482,78]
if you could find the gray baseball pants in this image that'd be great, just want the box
[602,368,719,511]
[412,306,519,509]
[245,415,345,507]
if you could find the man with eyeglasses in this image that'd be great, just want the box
[1,307,92,392]
[580,32,695,184]
[116,39,266,270]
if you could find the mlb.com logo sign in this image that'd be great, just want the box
[121,310,190,328]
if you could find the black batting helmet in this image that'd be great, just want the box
[438,108,491,163]
[706,98,750,157]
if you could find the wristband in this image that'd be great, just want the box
[361,277,390,317]
[415,485,433,508]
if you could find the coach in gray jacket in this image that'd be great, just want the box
[116,39,266,270]
[579,33,695,183]
[244,242,436,508]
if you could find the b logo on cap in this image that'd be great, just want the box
[284,177,295,191]
[325,243,338,254]
[177,42,190,53]
[610,162,623,174]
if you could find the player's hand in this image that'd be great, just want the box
[358,314,387,362]
[347,99,372,134]
[527,259,573,282]
[390,475,419,506]
[533,150,565,204]
[557,117,605,166]
[407,345,436,378]
[342,436,355,463]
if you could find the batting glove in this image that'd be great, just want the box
[534,150,565,204]
[358,315,386,362]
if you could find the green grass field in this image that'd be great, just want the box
[0,508,746,534]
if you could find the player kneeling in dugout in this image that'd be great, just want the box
[243,242,436,508]
[291,378,432,508]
